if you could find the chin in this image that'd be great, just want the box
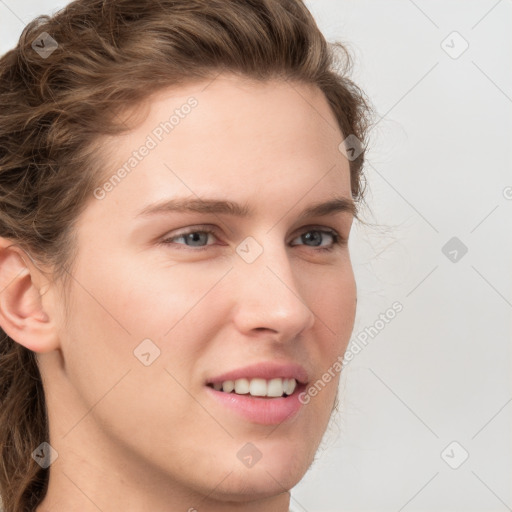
[204,444,313,502]
[208,471,302,503]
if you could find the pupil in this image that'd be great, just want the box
[304,231,321,246]
[188,232,206,246]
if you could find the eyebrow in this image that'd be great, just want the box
[135,195,357,220]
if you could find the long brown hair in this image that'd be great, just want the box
[0,1,373,510]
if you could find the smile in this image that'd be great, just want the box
[208,377,297,398]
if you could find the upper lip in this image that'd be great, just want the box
[206,361,309,386]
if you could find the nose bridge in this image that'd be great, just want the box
[231,235,315,336]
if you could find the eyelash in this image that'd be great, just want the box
[159,226,347,253]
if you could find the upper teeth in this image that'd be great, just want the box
[212,378,297,397]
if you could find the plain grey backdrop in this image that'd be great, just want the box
[1,1,511,511]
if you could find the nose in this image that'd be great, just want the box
[230,240,315,341]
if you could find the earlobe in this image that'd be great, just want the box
[0,238,60,353]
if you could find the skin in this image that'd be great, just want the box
[0,74,357,512]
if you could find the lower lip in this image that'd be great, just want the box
[205,384,306,425]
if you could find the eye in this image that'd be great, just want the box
[159,226,346,252]
[290,228,345,252]
[160,227,218,250]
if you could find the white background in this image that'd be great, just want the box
[1,1,511,511]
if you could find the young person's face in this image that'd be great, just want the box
[37,74,357,509]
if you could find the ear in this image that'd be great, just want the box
[0,237,60,353]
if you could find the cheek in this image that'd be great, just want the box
[300,263,356,415]
[58,257,220,447]
[64,255,231,388]
[307,262,357,351]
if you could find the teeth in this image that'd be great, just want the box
[267,378,284,397]
[222,380,234,393]
[212,377,298,397]
[284,378,296,395]
[234,378,250,394]
[249,378,267,397]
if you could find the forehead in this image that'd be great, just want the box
[87,74,351,224]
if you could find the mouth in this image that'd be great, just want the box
[205,378,306,425]
[205,362,309,425]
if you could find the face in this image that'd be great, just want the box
[40,74,357,505]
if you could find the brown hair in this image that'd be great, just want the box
[0,0,373,509]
